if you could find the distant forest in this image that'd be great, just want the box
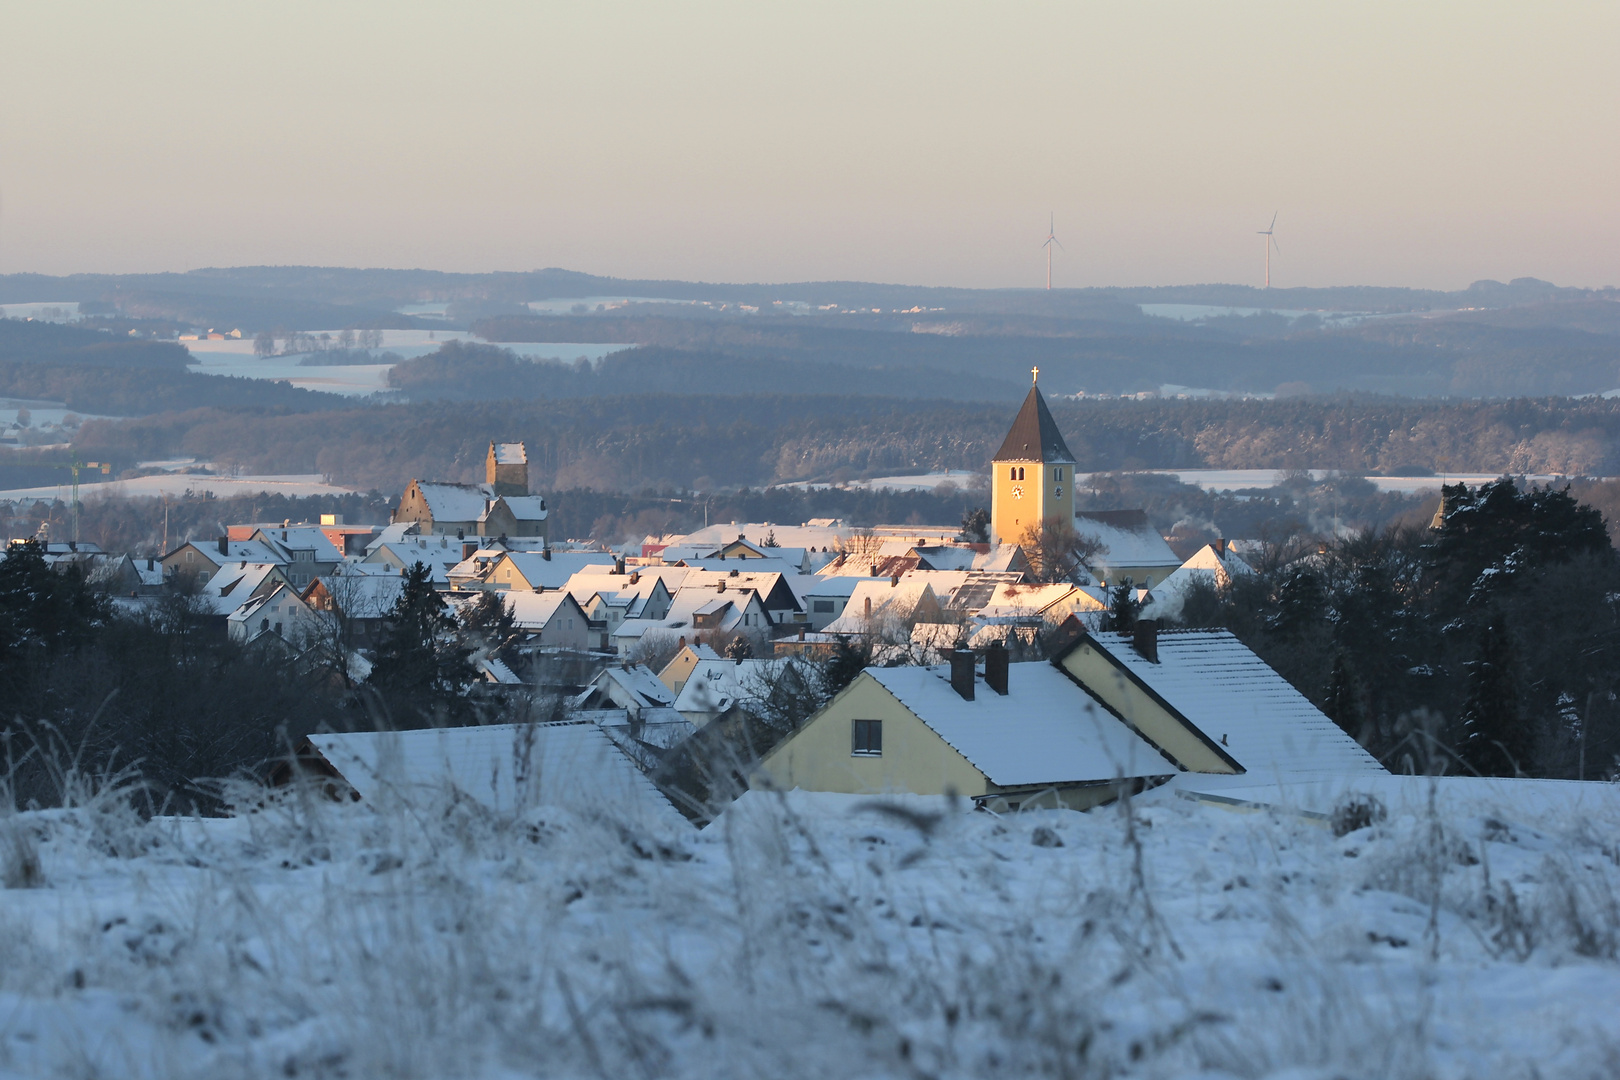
[4,266,1620,536]
[40,393,1620,497]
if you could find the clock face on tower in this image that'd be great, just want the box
[1010,485,1024,500]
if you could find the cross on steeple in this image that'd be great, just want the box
[1031,365,1040,385]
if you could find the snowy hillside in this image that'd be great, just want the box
[0,776,1617,1078]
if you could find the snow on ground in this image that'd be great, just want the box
[182,334,633,396]
[0,773,1615,1078]
[0,473,355,503]
[1080,469,1569,495]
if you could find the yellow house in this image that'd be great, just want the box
[1047,619,1387,782]
[991,371,1076,547]
[657,642,724,695]
[756,649,1177,812]
[758,621,1387,810]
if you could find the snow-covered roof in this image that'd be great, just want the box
[977,582,1099,619]
[589,664,677,710]
[972,543,1028,574]
[671,522,852,552]
[1083,630,1387,780]
[499,551,618,590]
[1141,545,1252,621]
[199,562,283,615]
[491,441,527,465]
[306,722,687,831]
[674,557,804,578]
[672,657,785,718]
[796,574,872,599]
[1072,511,1181,571]
[414,482,491,522]
[500,496,548,522]
[867,664,1173,787]
[181,539,285,568]
[365,522,418,552]
[821,579,938,634]
[256,526,342,562]
[479,656,523,684]
[504,589,580,630]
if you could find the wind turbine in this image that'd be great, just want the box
[1257,212,1279,289]
[1042,213,1063,290]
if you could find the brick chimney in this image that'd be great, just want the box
[217,536,228,555]
[1133,619,1159,663]
[950,649,976,701]
[984,641,1009,695]
[1213,537,1227,558]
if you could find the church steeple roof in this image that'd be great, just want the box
[992,384,1075,463]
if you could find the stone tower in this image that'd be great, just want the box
[486,442,529,497]
[990,370,1076,546]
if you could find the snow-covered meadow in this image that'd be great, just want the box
[1,774,1617,1078]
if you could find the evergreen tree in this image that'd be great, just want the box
[462,588,515,643]
[367,562,475,723]
[961,507,990,545]
[1105,578,1139,632]
[0,539,108,694]
[1323,651,1365,739]
[1458,616,1532,776]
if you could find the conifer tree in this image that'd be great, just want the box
[367,562,475,723]
[1105,578,1139,632]
[1458,616,1532,776]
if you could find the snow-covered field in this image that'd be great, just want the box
[181,333,634,397]
[0,473,355,503]
[2,773,1616,1078]
[1084,470,1570,495]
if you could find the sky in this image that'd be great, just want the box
[2,2,1617,290]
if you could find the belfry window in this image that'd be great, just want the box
[1009,466,1025,481]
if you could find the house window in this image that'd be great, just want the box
[851,719,882,756]
[813,599,834,613]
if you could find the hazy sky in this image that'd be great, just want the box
[3,2,1616,290]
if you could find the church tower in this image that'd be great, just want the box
[990,368,1076,546]
[486,441,529,497]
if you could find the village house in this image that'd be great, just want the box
[1071,509,1183,589]
[821,577,944,638]
[503,589,592,652]
[1142,539,1256,622]
[247,524,344,590]
[611,579,773,656]
[757,618,1386,809]
[656,642,724,696]
[483,550,619,592]
[1047,620,1386,784]
[160,536,286,586]
[756,645,1176,812]
[228,581,325,645]
[302,570,414,649]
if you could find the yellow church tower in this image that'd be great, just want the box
[990,367,1076,546]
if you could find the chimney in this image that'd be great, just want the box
[798,626,806,641]
[729,568,739,577]
[1133,619,1160,663]
[218,536,228,555]
[870,563,879,577]
[717,579,726,592]
[1213,537,1227,558]
[984,641,1009,695]
[864,596,872,618]
[614,556,625,574]
[949,649,976,701]
[629,571,640,585]
[146,558,154,571]
[890,574,899,587]
[541,548,551,561]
